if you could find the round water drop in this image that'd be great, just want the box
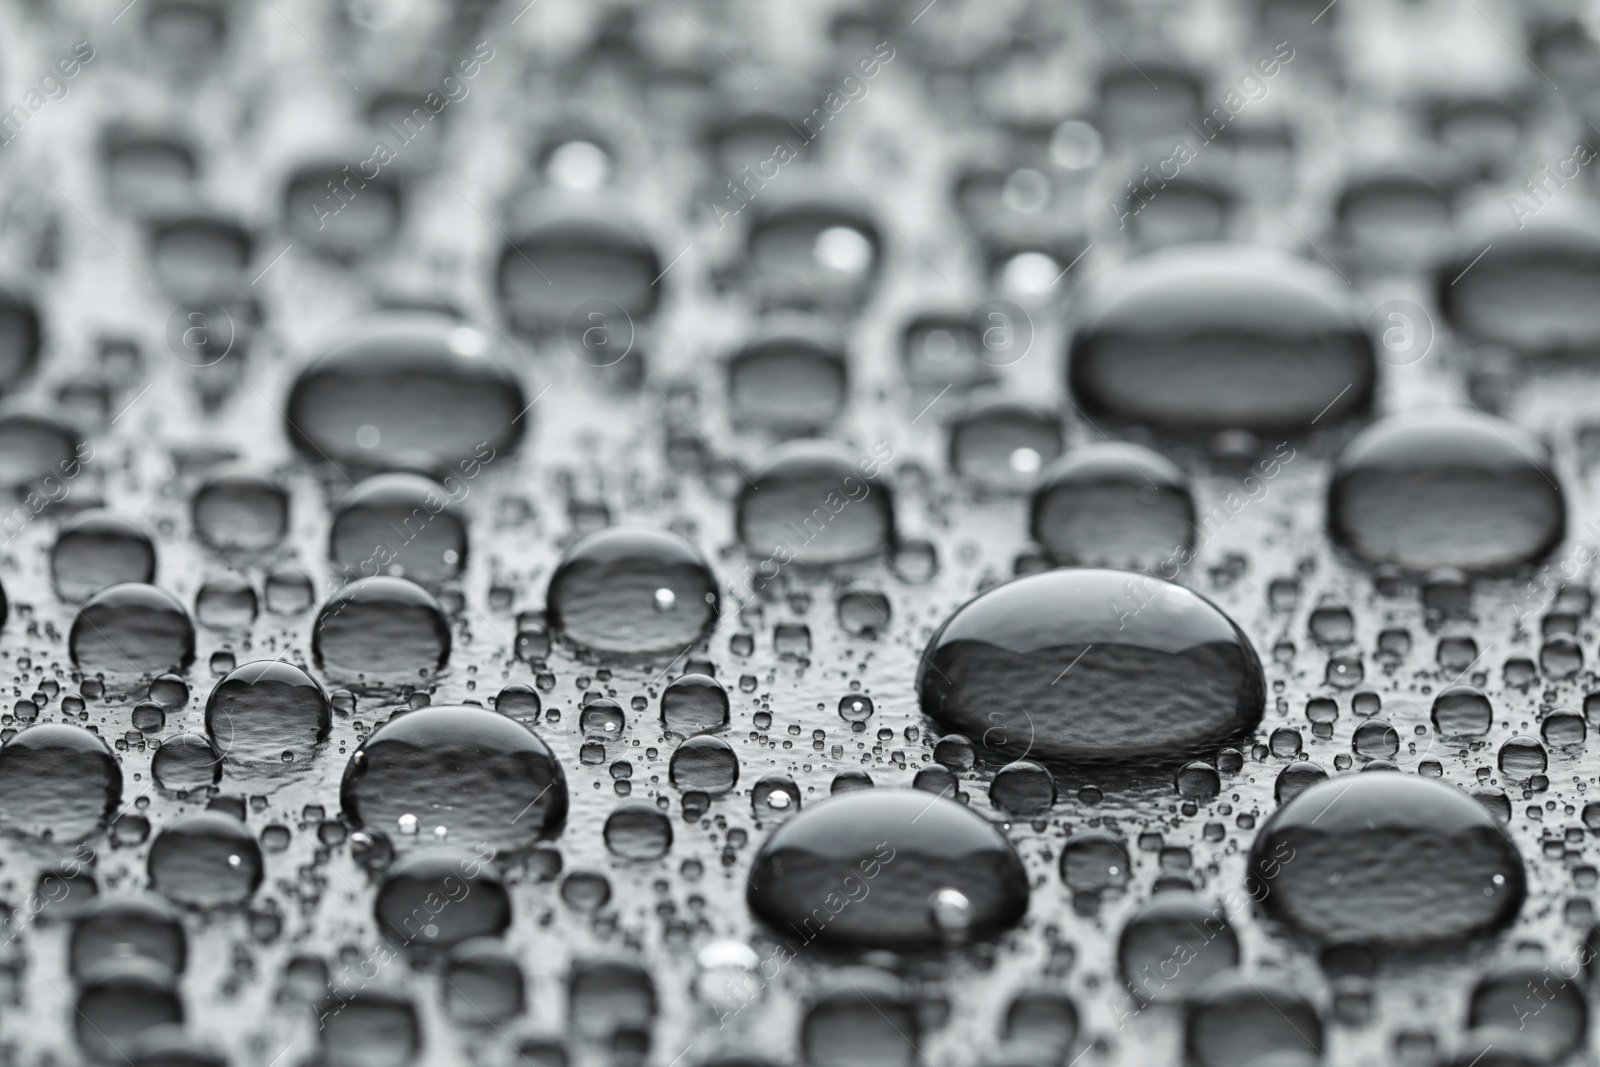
[948,396,1062,488]
[205,660,330,764]
[1119,893,1239,1001]
[147,811,263,906]
[1433,686,1493,736]
[443,940,525,1022]
[0,408,83,488]
[285,312,525,471]
[1497,736,1547,780]
[727,331,848,432]
[193,575,255,629]
[341,704,568,850]
[73,960,184,1063]
[150,215,251,297]
[1328,409,1564,572]
[70,584,195,677]
[317,989,418,1067]
[0,722,122,840]
[1184,971,1323,1067]
[736,441,894,564]
[547,526,719,655]
[1274,760,1328,804]
[191,465,288,551]
[51,512,156,604]
[0,290,40,390]
[567,956,656,1040]
[603,801,672,860]
[579,698,625,738]
[284,163,401,261]
[990,760,1056,816]
[1467,959,1587,1060]
[312,576,450,679]
[801,969,918,1067]
[1069,245,1374,432]
[747,201,880,308]
[69,894,186,980]
[752,773,801,817]
[330,473,468,584]
[660,674,728,736]
[919,569,1264,763]
[497,212,661,333]
[1030,443,1193,568]
[150,733,221,791]
[375,847,509,949]
[669,736,739,794]
[747,790,1028,948]
[1248,773,1525,944]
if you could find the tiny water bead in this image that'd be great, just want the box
[312,576,451,678]
[375,847,509,949]
[284,312,525,471]
[1327,409,1565,572]
[204,660,330,763]
[330,473,469,584]
[70,584,195,677]
[50,511,157,604]
[1029,443,1194,568]
[0,723,123,840]
[838,693,873,723]
[190,466,289,551]
[660,674,729,736]
[1068,244,1374,433]
[147,812,263,906]
[735,440,895,565]
[746,790,1029,949]
[752,773,802,817]
[918,569,1264,764]
[341,705,568,850]
[1248,774,1525,944]
[603,801,673,860]
[547,526,720,656]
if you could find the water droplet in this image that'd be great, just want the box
[1030,443,1193,568]
[147,811,263,906]
[70,583,195,677]
[313,576,450,679]
[51,512,157,604]
[331,473,469,583]
[736,441,894,564]
[661,674,729,736]
[547,526,719,655]
[602,801,672,860]
[1119,892,1239,1001]
[375,847,509,949]
[205,659,330,764]
[669,736,739,794]
[150,733,221,791]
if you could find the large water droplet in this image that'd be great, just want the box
[70,583,195,678]
[497,213,661,333]
[0,722,122,840]
[747,790,1028,948]
[547,526,719,656]
[1119,892,1240,1001]
[191,465,288,551]
[313,576,450,679]
[919,569,1264,764]
[1328,409,1565,572]
[204,660,330,764]
[330,473,468,584]
[375,847,509,949]
[735,441,895,565]
[727,330,848,432]
[147,811,263,906]
[1029,443,1193,568]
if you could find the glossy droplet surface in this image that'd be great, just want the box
[1069,245,1374,432]
[70,584,195,677]
[69,895,186,979]
[1029,443,1194,568]
[1329,410,1565,571]
[330,473,468,584]
[375,847,509,949]
[948,397,1062,488]
[547,526,719,656]
[728,332,847,432]
[736,441,894,564]
[285,313,524,471]
[603,801,672,860]
[919,569,1264,763]
[74,961,183,1063]
[1248,774,1525,944]
[660,674,729,736]
[747,790,1028,948]
[51,512,156,604]
[341,704,568,849]
[147,811,263,906]
[1184,971,1323,1067]
[669,735,739,794]
[205,660,330,763]
[150,733,221,791]
[191,466,288,551]
[0,722,122,840]
[313,577,450,678]
[498,214,661,333]
[1119,892,1239,1001]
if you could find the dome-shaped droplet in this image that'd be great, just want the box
[285,313,524,471]
[603,801,672,860]
[1247,774,1525,944]
[728,330,848,432]
[800,969,917,1067]
[150,733,221,791]
[989,760,1056,816]
[70,584,195,677]
[74,960,184,1063]
[669,736,739,794]
[735,441,894,564]
[317,989,418,1067]
[342,704,567,849]
[1184,971,1323,1067]
[147,811,263,906]
[919,569,1264,763]
[1119,892,1240,1001]
[70,894,187,980]
[191,465,288,551]
[330,473,468,584]
[312,576,450,679]
[51,511,156,604]
[1328,410,1564,572]
[0,723,122,840]
[284,162,402,261]
[1069,245,1374,432]
[547,526,719,656]
[1432,686,1493,737]
[660,674,729,737]
[747,790,1028,948]
[497,212,661,333]
[375,847,509,949]
[193,575,255,630]
[745,200,880,309]
[0,408,84,488]
[443,939,525,1022]
[205,660,330,763]
[948,396,1063,488]
[1466,959,1587,1061]
[1030,443,1194,568]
